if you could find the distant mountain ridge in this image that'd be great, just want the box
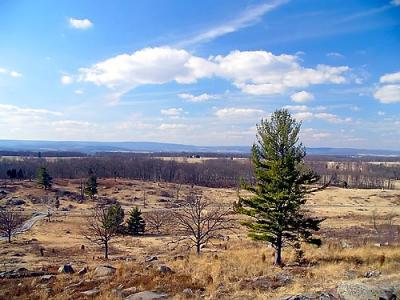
[0,140,399,156]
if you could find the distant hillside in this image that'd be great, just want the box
[0,140,399,157]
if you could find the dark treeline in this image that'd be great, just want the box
[0,156,254,188]
[0,154,399,189]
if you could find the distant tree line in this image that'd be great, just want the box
[0,154,398,189]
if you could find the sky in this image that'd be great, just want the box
[0,0,400,149]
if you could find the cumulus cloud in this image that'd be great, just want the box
[0,68,22,78]
[374,84,400,103]
[374,71,400,104]
[75,89,84,94]
[293,110,351,123]
[160,108,184,116]
[61,75,73,85]
[69,18,93,29]
[178,93,219,102]
[215,107,264,118]
[78,47,350,98]
[290,91,314,103]
[10,71,22,77]
[380,71,400,83]
[391,0,400,6]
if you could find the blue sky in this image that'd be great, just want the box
[0,0,399,149]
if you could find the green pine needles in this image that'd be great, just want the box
[236,109,326,266]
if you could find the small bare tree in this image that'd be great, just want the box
[84,205,118,259]
[145,210,171,234]
[0,208,24,243]
[172,192,235,255]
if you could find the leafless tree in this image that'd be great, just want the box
[145,210,172,234]
[84,206,118,259]
[172,192,235,255]
[0,208,24,243]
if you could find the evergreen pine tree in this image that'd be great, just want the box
[85,169,98,199]
[17,168,24,180]
[107,203,125,233]
[37,167,52,190]
[127,206,145,235]
[236,109,325,266]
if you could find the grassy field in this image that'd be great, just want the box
[0,179,399,299]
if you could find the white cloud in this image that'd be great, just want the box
[158,123,186,130]
[326,52,344,58]
[61,75,73,85]
[391,0,400,6]
[160,108,183,116]
[69,18,93,29]
[283,105,308,111]
[294,112,313,121]
[293,111,351,123]
[78,47,215,90]
[290,91,314,103]
[314,112,352,123]
[178,93,218,102]
[215,107,264,118]
[77,47,350,98]
[0,104,62,117]
[10,71,22,77]
[374,84,400,103]
[380,71,400,83]
[74,89,84,94]
[178,0,288,46]
[0,67,6,73]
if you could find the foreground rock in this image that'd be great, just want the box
[94,265,116,277]
[124,291,169,300]
[81,288,100,297]
[337,280,400,300]
[58,264,74,274]
[0,267,51,279]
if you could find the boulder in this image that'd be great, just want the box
[182,288,194,298]
[39,274,56,283]
[364,270,381,278]
[94,265,116,277]
[145,256,158,263]
[78,267,88,276]
[337,281,399,300]
[158,265,173,274]
[81,288,100,297]
[58,264,74,274]
[124,291,169,300]
[6,199,25,206]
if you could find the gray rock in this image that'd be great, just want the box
[124,291,169,300]
[158,265,173,274]
[94,265,116,277]
[182,288,194,298]
[145,256,158,263]
[364,270,381,278]
[58,264,74,274]
[78,267,88,276]
[39,274,56,283]
[6,199,25,206]
[81,288,100,297]
[337,281,397,300]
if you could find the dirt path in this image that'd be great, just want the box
[0,212,47,241]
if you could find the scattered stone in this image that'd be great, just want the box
[373,243,382,247]
[182,288,194,298]
[145,256,158,263]
[340,240,352,249]
[124,291,169,300]
[6,199,25,206]
[39,274,56,283]
[58,264,74,274]
[94,265,116,277]
[78,267,88,276]
[364,270,381,278]
[158,265,173,274]
[122,287,138,297]
[81,288,100,297]
[337,281,398,300]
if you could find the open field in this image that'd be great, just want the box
[0,178,399,299]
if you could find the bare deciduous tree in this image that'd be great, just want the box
[145,210,171,234]
[172,192,235,255]
[84,205,118,259]
[0,208,24,243]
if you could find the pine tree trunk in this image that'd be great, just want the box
[105,241,109,259]
[8,233,11,243]
[274,235,282,266]
[196,243,201,255]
